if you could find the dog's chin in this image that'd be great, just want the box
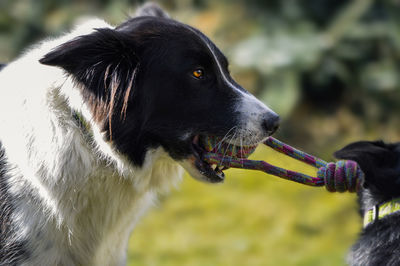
[178,135,226,183]
[177,133,269,184]
[180,156,226,183]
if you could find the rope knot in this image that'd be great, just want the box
[317,160,364,192]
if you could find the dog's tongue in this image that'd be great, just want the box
[200,136,257,159]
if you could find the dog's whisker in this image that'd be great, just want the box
[213,126,237,152]
[240,132,244,168]
[221,131,237,163]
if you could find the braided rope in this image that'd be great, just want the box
[202,136,364,193]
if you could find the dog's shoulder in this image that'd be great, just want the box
[348,213,400,266]
[0,141,30,265]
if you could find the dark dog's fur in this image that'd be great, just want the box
[335,141,400,266]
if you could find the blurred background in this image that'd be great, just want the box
[1,0,399,265]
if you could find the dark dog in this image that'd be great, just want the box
[0,3,279,265]
[335,140,400,266]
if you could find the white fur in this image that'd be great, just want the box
[0,19,183,266]
[236,94,277,145]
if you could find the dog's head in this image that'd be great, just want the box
[335,141,400,211]
[39,4,279,183]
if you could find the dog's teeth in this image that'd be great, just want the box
[211,164,217,170]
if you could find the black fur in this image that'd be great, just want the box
[0,64,6,71]
[0,142,30,265]
[40,15,259,167]
[335,141,400,266]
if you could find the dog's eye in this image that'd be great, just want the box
[192,69,204,79]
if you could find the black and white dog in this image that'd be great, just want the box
[335,140,400,266]
[0,4,279,266]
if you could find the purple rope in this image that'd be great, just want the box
[202,136,364,193]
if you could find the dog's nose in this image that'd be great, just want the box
[262,114,280,135]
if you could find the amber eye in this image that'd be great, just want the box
[192,69,204,79]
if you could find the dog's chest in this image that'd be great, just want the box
[71,170,156,265]
[71,160,182,265]
[15,170,146,265]
[17,157,183,266]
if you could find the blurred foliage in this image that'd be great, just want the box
[1,0,400,265]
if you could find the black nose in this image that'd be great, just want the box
[262,114,280,135]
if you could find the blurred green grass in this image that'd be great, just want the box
[128,144,360,266]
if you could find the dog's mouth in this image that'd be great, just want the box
[183,135,258,183]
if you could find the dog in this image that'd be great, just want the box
[335,140,400,266]
[0,3,279,265]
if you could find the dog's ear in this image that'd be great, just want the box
[40,28,140,124]
[335,141,400,195]
[135,3,170,18]
[334,141,395,165]
[40,28,138,82]
[41,28,138,103]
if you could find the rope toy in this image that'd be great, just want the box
[201,136,364,193]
